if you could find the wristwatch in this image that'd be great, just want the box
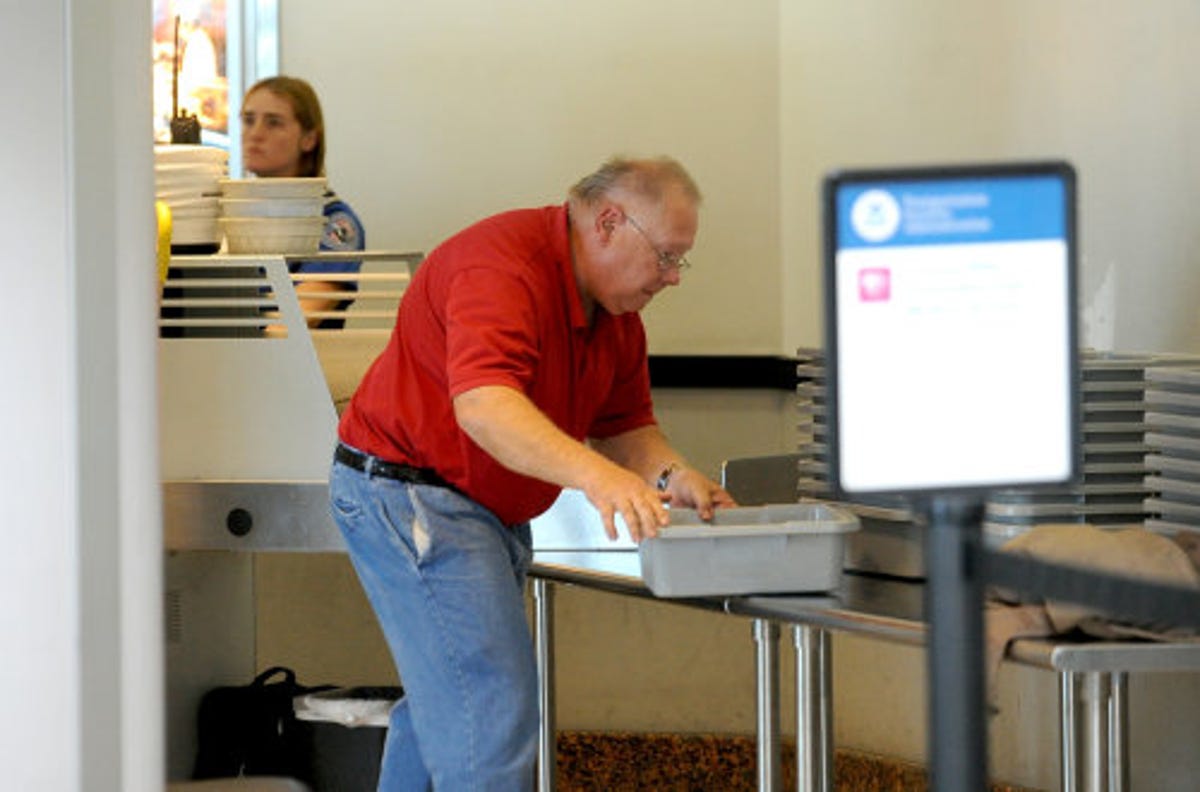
[656,462,681,492]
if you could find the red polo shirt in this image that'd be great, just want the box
[338,203,657,525]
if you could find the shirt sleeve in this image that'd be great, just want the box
[321,199,365,252]
[295,196,364,275]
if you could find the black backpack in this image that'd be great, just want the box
[193,666,335,780]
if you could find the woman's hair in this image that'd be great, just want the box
[245,75,326,177]
[569,156,702,207]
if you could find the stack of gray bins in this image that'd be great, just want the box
[985,353,1200,547]
[1144,367,1200,537]
[795,349,1199,578]
[794,347,833,505]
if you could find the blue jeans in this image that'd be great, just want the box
[329,453,539,791]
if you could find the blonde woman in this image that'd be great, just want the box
[242,75,363,326]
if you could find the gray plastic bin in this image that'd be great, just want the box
[639,503,859,596]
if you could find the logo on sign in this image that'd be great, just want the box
[858,268,891,302]
[851,189,901,243]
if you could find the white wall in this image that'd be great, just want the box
[781,1,1200,355]
[280,0,783,355]
[1,4,78,787]
[285,1,1200,361]
[1,0,161,789]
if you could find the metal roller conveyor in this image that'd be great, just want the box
[160,251,420,552]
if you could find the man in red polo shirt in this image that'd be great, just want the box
[330,156,734,790]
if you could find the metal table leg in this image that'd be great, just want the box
[1108,672,1128,792]
[533,578,556,792]
[1081,672,1109,792]
[1060,671,1078,792]
[753,618,781,791]
[1061,670,1120,792]
[795,625,833,792]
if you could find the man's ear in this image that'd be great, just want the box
[595,203,622,241]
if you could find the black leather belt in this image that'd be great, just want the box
[334,444,457,491]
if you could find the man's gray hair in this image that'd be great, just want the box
[569,156,702,207]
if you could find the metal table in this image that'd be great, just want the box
[530,550,1200,792]
[529,552,747,790]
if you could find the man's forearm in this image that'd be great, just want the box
[590,425,684,485]
[452,384,619,491]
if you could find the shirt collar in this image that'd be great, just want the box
[554,202,591,332]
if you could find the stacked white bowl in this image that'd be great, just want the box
[155,144,227,250]
[218,178,328,254]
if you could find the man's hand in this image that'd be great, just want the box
[660,464,737,520]
[580,464,670,543]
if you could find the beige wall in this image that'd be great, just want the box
[780,1,1200,355]
[254,2,1200,790]
[280,0,782,356]
[281,1,1200,359]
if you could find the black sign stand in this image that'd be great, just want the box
[822,160,1082,792]
[924,495,988,792]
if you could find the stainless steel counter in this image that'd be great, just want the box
[530,549,1200,792]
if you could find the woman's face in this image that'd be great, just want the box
[240,88,316,177]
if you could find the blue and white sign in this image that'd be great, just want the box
[825,165,1078,495]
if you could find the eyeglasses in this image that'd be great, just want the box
[624,213,691,273]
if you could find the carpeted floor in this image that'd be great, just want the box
[554,731,1042,792]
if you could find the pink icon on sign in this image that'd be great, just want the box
[858,268,891,302]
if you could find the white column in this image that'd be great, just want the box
[0,0,160,790]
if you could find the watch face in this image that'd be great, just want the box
[825,162,1079,496]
